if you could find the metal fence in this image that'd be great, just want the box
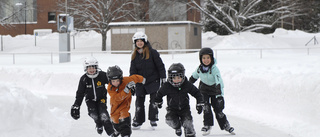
[0,47,319,64]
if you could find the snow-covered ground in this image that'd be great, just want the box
[0,29,320,137]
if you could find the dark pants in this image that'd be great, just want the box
[165,107,195,137]
[86,100,115,135]
[133,81,160,124]
[202,94,229,130]
[133,92,158,124]
[114,116,131,137]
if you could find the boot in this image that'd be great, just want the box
[132,122,142,130]
[113,130,120,136]
[185,128,196,137]
[224,123,235,134]
[201,126,211,136]
[150,121,157,128]
[96,126,103,134]
[175,128,182,136]
[110,132,118,137]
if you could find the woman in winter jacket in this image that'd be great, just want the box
[107,65,145,137]
[189,47,234,136]
[129,32,166,129]
[71,57,117,137]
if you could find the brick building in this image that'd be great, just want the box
[0,0,58,36]
[0,0,201,37]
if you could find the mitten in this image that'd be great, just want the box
[124,81,135,93]
[71,104,80,120]
[196,103,204,114]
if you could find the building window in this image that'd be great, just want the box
[194,27,198,36]
[2,0,37,23]
[48,12,56,23]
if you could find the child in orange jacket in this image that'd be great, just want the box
[106,65,145,137]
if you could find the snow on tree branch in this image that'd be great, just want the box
[57,0,138,51]
[190,0,302,35]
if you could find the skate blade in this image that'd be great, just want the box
[202,131,210,136]
[132,126,141,130]
[150,126,156,130]
[230,132,236,135]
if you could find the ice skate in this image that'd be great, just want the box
[225,123,235,135]
[185,131,196,137]
[96,126,103,134]
[175,128,182,136]
[201,126,211,136]
[110,132,118,137]
[132,122,142,130]
[111,130,120,137]
[150,121,157,130]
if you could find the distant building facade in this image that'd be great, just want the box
[109,21,202,51]
[0,0,201,36]
[0,0,58,36]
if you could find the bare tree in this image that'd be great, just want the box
[130,0,191,22]
[1,0,37,31]
[189,0,303,35]
[57,0,137,51]
[148,0,188,21]
[0,1,19,28]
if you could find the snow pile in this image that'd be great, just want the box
[222,61,320,137]
[0,67,81,96]
[0,28,320,137]
[0,83,71,137]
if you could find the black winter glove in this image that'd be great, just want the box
[124,81,136,94]
[131,85,136,96]
[196,103,205,114]
[71,104,80,120]
[189,76,197,84]
[155,102,163,109]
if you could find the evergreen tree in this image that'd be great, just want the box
[295,0,320,32]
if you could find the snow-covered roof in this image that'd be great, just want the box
[109,21,202,26]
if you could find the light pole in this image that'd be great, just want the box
[15,1,27,35]
[65,0,68,32]
[24,1,26,34]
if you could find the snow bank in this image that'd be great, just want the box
[0,83,71,137]
[0,67,80,96]
[222,57,320,137]
[1,28,320,137]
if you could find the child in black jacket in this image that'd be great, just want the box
[70,57,117,137]
[155,63,204,137]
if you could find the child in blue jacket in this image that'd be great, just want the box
[189,47,234,136]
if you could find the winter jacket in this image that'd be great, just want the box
[130,43,166,85]
[190,58,224,97]
[107,74,144,123]
[155,77,204,110]
[74,71,109,107]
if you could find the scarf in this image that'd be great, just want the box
[199,64,211,73]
